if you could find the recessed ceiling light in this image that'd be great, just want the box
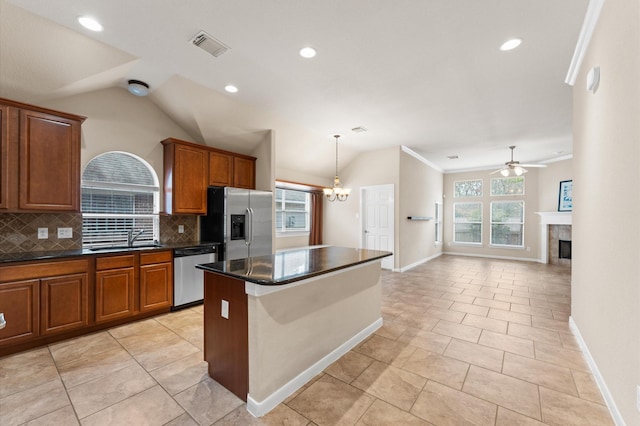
[78,16,103,32]
[500,38,522,51]
[224,85,238,93]
[299,47,317,58]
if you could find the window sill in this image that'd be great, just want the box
[276,232,310,238]
[489,244,526,250]
[452,242,483,247]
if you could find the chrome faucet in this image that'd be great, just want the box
[127,229,145,247]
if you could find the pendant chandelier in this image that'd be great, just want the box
[323,134,351,202]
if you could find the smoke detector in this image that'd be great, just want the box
[190,30,229,57]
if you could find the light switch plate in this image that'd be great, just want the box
[178,225,184,234]
[37,228,48,239]
[221,300,229,319]
[57,227,73,239]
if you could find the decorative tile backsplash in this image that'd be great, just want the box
[0,213,200,254]
[0,213,83,253]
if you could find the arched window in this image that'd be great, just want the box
[81,152,160,247]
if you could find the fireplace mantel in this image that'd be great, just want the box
[535,212,573,263]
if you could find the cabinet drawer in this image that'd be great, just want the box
[96,254,135,271]
[140,250,172,265]
[0,259,88,282]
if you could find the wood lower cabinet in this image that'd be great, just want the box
[140,251,173,312]
[0,279,39,346]
[0,98,85,212]
[40,273,88,335]
[95,255,136,323]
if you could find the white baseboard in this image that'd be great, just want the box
[395,252,443,272]
[443,251,539,263]
[569,317,626,426]
[246,317,383,417]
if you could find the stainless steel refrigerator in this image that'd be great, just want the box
[200,186,273,261]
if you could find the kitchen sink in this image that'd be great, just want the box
[88,244,164,252]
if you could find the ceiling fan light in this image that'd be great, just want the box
[500,169,510,177]
[514,166,524,176]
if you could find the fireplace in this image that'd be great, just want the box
[535,212,572,264]
[559,240,572,259]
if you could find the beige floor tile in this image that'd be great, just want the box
[356,399,431,425]
[324,350,374,384]
[107,317,168,340]
[0,378,70,426]
[164,413,199,426]
[411,380,497,426]
[49,332,120,366]
[450,301,490,316]
[287,374,375,426]
[81,385,185,426]
[443,338,504,372]
[373,321,407,340]
[540,387,614,426]
[216,404,310,425]
[402,348,469,390]
[396,327,452,354]
[558,331,582,351]
[488,308,532,326]
[174,377,244,425]
[479,329,534,358]
[393,311,440,331]
[0,347,59,398]
[122,333,200,371]
[149,351,208,395]
[510,304,554,319]
[461,289,497,300]
[462,365,541,420]
[441,293,476,304]
[462,313,508,334]
[23,405,79,425]
[424,306,465,323]
[432,320,481,343]
[502,352,577,396]
[496,407,545,425]
[571,370,606,405]
[507,323,562,346]
[351,361,426,411]
[494,294,530,306]
[531,316,572,334]
[283,373,324,404]
[473,298,511,311]
[58,346,136,389]
[67,363,155,419]
[534,342,590,372]
[353,334,417,367]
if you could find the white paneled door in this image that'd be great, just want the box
[361,184,394,270]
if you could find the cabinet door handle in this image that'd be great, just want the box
[0,313,6,330]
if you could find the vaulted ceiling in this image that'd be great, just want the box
[1,0,587,176]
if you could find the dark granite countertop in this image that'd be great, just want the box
[196,246,392,285]
[0,241,220,264]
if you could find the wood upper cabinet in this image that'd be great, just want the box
[208,151,233,187]
[0,279,39,346]
[0,104,8,210]
[40,273,88,335]
[233,156,256,189]
[162,138,208,215]
[95,255,136,323]
[0,98,85,212]
[139,250,173,312]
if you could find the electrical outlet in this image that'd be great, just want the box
[526,246,531,252]
[178,225,184,234]
[57,227,73,239]
[37,228,48,239]
[221,300,229,319]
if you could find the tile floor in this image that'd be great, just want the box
[0,255,614,425]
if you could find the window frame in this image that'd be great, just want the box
[490,200,525,248]
[81,152,160,248]
[453,201,483,245]
[490,176,525,196]
[275,187,311,235]
[435,202,443,244]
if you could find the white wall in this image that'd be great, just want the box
[537,159,573,212]
[571,0,640,423]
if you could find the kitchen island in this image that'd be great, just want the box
[196,246,392,417]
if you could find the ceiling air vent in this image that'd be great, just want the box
[190,30,229,57]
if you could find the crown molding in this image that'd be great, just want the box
[565,0,606,86]
[401,146,444,173]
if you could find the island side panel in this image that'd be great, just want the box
[203,272,248,401]
[247,261,382,403]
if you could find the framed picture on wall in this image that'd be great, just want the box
[558,180,573,212]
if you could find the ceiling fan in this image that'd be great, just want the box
[491,146,547,177]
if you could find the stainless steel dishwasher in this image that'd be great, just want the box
[173,244,217,310]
